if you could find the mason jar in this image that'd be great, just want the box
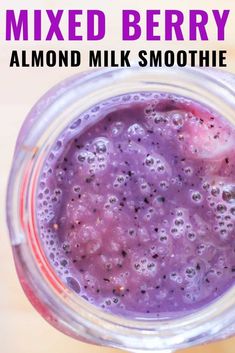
[6,66,235,353]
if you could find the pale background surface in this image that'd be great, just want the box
[1,1,235,352]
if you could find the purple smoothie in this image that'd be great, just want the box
[37,93,235,318]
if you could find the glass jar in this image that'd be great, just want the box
[6,66,235,353]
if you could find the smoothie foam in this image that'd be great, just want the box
[37,93,235,318]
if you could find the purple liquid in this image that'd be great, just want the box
[37,93,235,318]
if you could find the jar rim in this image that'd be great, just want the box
[6,66,235,351]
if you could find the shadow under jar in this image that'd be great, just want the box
[6,66,235,353]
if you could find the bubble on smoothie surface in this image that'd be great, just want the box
[37,92,235,318]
